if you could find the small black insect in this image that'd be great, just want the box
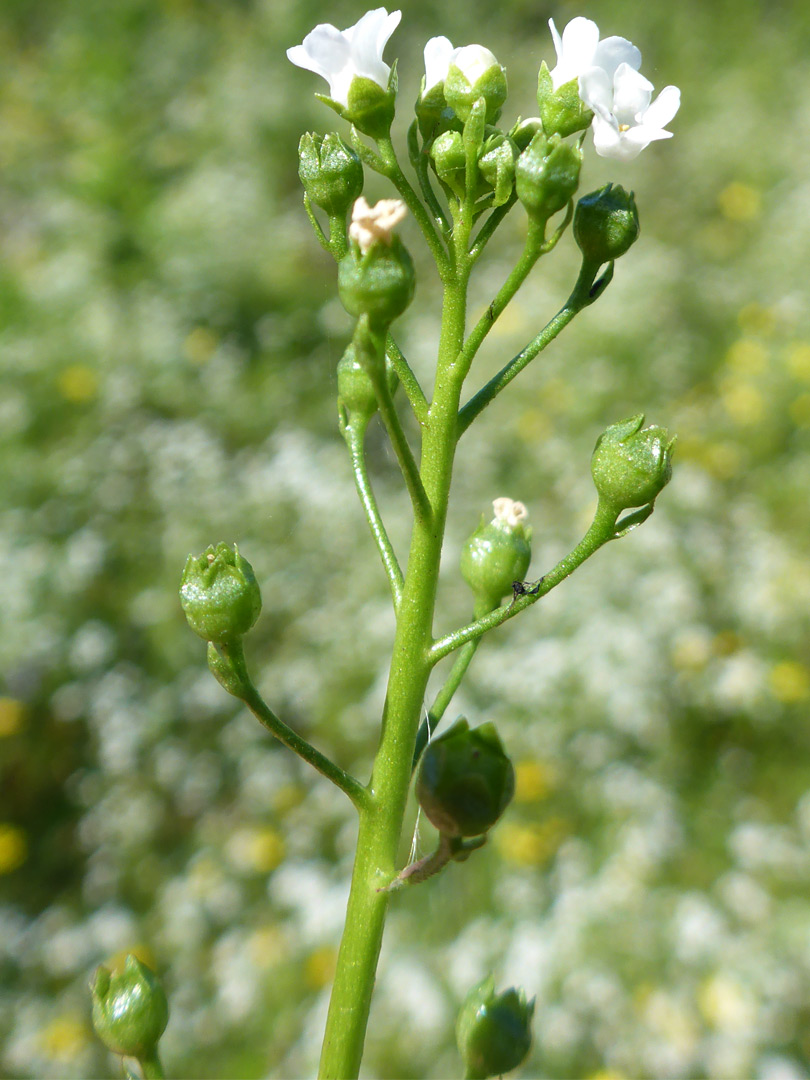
[511,577,544,603]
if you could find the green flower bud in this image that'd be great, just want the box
[339,200,415,330]
[591,414,676,511]
[456,977,534,1080]
[575,184,640,265]
[180,542,262,644]
[536,61,593,139]
[416,718,515,838]
[337,341,398,421]
[460,498,532,610]
[298,132,364,218]
[509,116,543,152]
[444,46,507,124]
[478,134,518,208]
[91,955,169,1059]
[516,132,582,225]
[430,130,467,194]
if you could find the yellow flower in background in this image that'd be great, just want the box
[514,760,554,803]
[0,824,27,873]
[58,365,98,403]
[768,661,810,704]
[38,1015,89,1062]
[304,946,338,990]
[0,698,24,736]
[226,827,286,874]
[718,182,761,222]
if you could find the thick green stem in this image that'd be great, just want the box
[137,1051,164,1080]
[220,641,368,810]
[344,416,404,609]
[318,241,471,1079]
[429,500,620,663]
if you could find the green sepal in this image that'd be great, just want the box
[315,64,397,141]
[460,506,531,608]
[416,75,460,141]
[91,955,169,1059]
[456,976,535,1080]
[337,235,415,331]
[416,718,515,838]
[537,61,593,138]
[516,132,582,226]
[430,129,468,197]
[445,60,506,125]
[180,542,262,645]
[591,414,677,512]
[509,116,544,152]
[574,183,640,264]
[298,132,363,217]
[337,341,399,421]
[478,134,518,208]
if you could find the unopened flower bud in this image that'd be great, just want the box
[430,130,467,192]
[574,184,639,264]
[337,342,398,421]
[478,134,518,208]
[456,976,534,1080]
[91,955,169,1059]
[516,132,581,225]
[180,542,262,644]
[460,498,531,610]
[536,60,593,139]
[298,132,364,217]
[339,199,415,329]
[509,116,543,152]
[443,45,507,124]
[416,718,515,838]
[591,414,676,511]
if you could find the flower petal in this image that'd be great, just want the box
[642,84,681,130]
[611,63,653,126]
[549,16,599,90]
[287,23,348,81]
[424,35,455,91]
[578,66,613,118]
[453,44,499,85]
[591,114,626,159]
[349,8,400,87]
[592,35,641,80]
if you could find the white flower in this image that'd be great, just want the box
[579,63,681,162]
[547,16,640,92]
[492,497,528,529]
[286,8,401,108]
[423,36,500,95]
[349,197,407,254]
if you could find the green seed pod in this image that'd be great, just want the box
[536,60,593,139]
[591,414,676,511]
[338,234,415,331]
[298,132,364,217]
[416,718,515,838]
[460,498,532,610]
[456,976,535,1080]
[516,132,582,225]
[443,46,507,124]
[180,542,262,644]
[574,184,640,265]
[337,342,399,421]
[91,955,169,1059]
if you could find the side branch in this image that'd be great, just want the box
[217,641,370,811]
[457,259,613,436]
[376,135,450,278]
[343,416,404,609]
[386,336,429,425]
[428,500,621,664]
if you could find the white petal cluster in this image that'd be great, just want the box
[286,8,401,108]
[423,36,499,95]
[492,497,528,529]
[548,16,680,161]
[349,197,407,254]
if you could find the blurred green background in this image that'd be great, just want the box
[2,0,810,1076]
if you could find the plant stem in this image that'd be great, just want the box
[457,259,605,436]
[385,336,429,425]
[318,225,472,1080]
[429,500,619,663]
[344,416,404,609]
[221,641,369,810]
[137,1051,164,1080]
[377,135,450,278]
